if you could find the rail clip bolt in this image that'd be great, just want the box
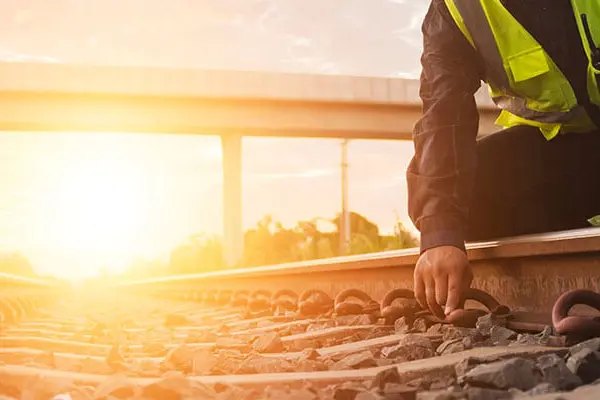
[248,290,272,312]
[298,289,334,317]
[445,288,511,328]
[380,288,422,326]
[230,290,249,307]
[334,288,379,316]
[552,289,600,343]
[270,289,298,315]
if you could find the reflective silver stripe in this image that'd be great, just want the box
[452,0,574,123]
[453,0,510,91]
[494,96,584,123]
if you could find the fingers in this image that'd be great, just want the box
[415,247,471,319]
[435,273,448,311]
[414,267,427,310]
[425,273,445,319]
[445,270,462,316]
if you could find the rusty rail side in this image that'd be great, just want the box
[112,228,600,315]
[115,228,600,284]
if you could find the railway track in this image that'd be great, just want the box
[2,228,600,399]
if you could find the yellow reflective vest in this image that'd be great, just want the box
[444,0,600,140]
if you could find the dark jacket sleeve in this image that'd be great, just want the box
[407,0,484,254]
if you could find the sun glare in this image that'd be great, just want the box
[53,158,147,277]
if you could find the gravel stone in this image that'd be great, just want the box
[239,355,295,374]
[489,326,517,344]
[512,327,555,347]
[215,386,257,400]
[454,357,483,377]
[307,321,336,331]
[475,314,498,336]
[407,378,432,391]
[163,344,194,372]
[512,333,539,346]
[395,317,411,334]
[525,382,557,396]
[164,314,191,327]
[426,324,445,336]
[94,375,140,398]
[141,376,217,399]
[566,348,600,384]
[382,334,436,361]
[377,358,395,367]
[536,353,582,390]
[437,338,471,356]
[252,332,284,353]
[383,383,417,400]
[381,344,435,362]
[570,337,600,355]
[355,314,376,326]
[416,392,465,400]
[332,350,377,370]
[192,349,218,375]
[569,383,600,399]
[283,389,318,400]
[462,357,541,391]
[337,315,365,326]
[19,378,77,400]
[464,387,512,400]
[371,367,401,390]
[299,348,320,361]
[413,318,429,333]
[289,339,319,352]
[143,342,168,357]
[211,353,244,375]
[296,359,326,372]
[399,334,435,348]
[443,327,480,342]
[355,391,384,400]
[334,388,363,400]
[429,377,457,391]
[215,337,250,352]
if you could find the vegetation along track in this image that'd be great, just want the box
[3,228,600,399]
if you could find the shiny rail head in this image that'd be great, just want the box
[0,272,60,287]
[112,227,600,288]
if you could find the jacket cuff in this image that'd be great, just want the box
[417,214,466,254]
[420,230,466,254]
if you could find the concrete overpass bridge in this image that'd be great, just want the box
[0,62,500,265]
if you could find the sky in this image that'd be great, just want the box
[0,1,430,279]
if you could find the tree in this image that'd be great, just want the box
[0,252,35,276]
[168,233,225,274]
[331,212,382,253]
[122,211,419,279]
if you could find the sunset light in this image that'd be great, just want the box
[53,158,146,270]
[2,3,598,399]
[0,131,416,282]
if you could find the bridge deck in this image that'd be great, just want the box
[0,62,499,139]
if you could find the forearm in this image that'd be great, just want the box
[408,93,479,253]
[407,0,483,254]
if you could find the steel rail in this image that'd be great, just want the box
[113,228,600,312]
[0,272,62,328]
[0,272,61,287]
[116,227,600,285]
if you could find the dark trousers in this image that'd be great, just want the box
[466,125,600,241]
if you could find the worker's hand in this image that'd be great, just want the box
[413,245,472,319]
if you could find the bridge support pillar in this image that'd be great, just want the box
[221,134,244,267]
